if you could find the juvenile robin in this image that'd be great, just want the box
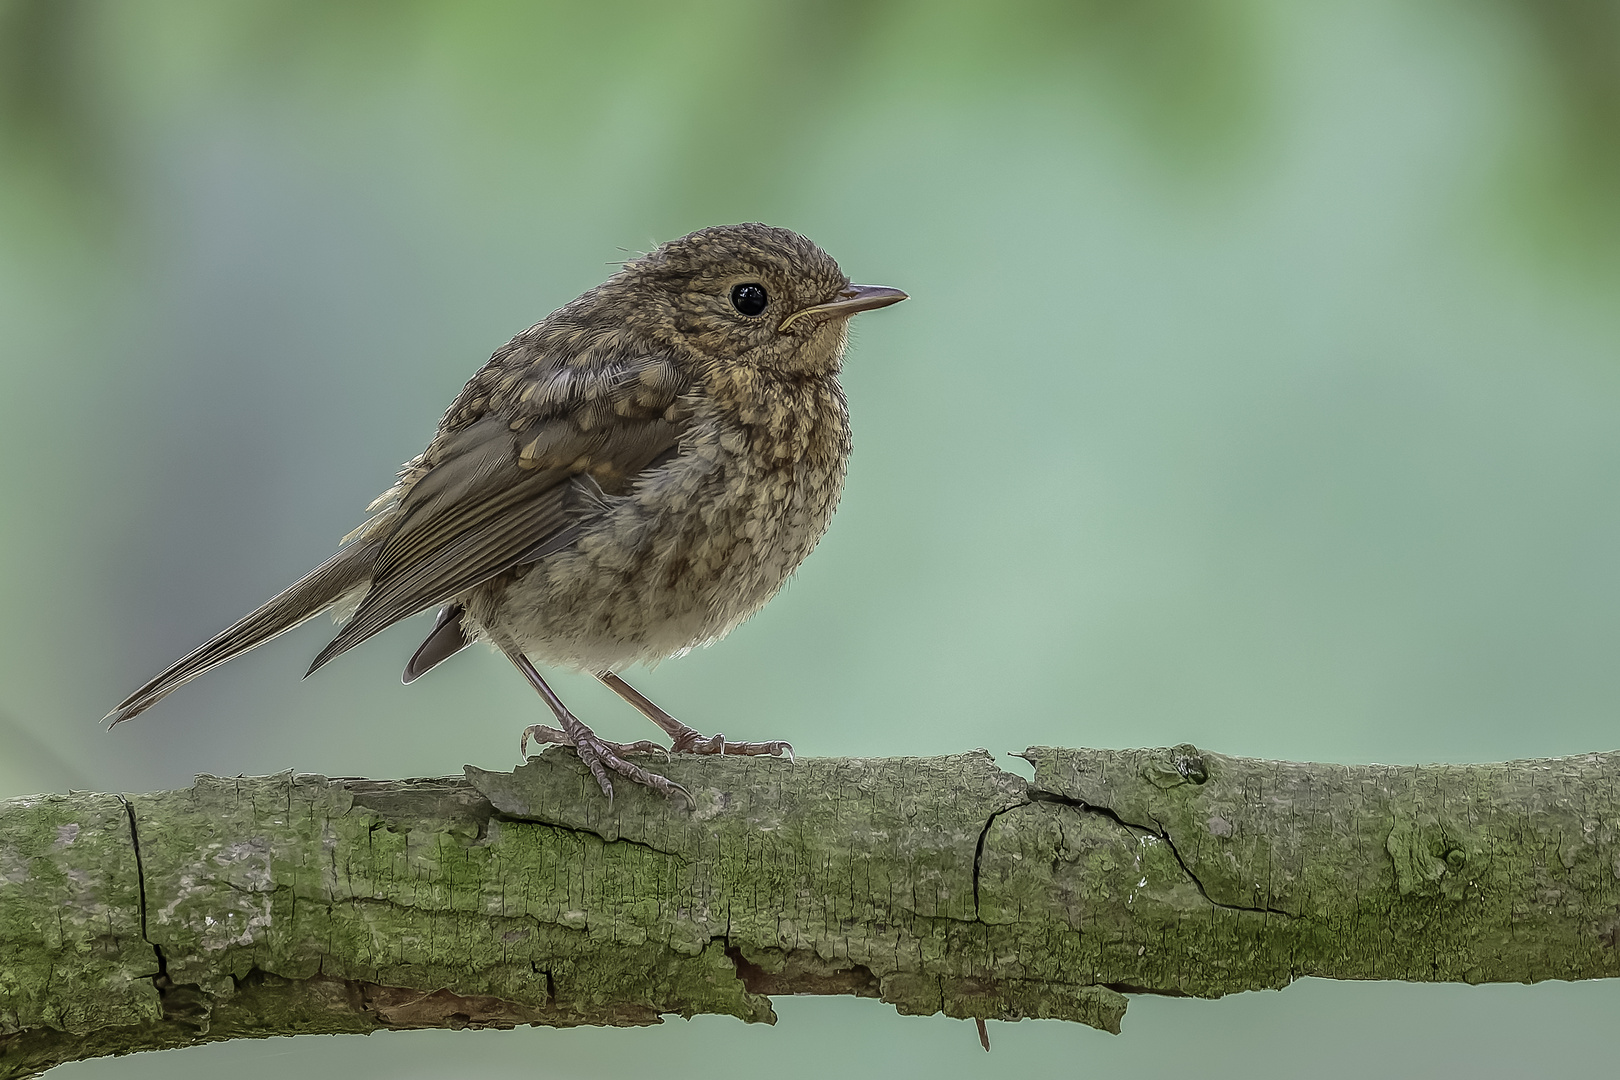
[106,223,906,803]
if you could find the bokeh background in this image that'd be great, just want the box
[5,0,1620,1076]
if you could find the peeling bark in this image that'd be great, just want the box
[3,744,1620,1078]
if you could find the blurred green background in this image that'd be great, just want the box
[5,0,1620,1076]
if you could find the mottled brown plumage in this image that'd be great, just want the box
[107,224,906,802]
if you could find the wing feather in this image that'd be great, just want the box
[307,409,684,674]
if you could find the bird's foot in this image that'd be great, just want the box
[520,716,692,807]
[666,725,794,761]
[593,672,794,761]
[520,724,669,760]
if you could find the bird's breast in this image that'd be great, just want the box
[478,374,851,670]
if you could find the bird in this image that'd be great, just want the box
[106,223,907,803]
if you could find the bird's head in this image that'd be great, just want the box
[610,223,906,375]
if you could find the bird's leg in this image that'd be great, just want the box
[501,646,691,806]
[596,671,794,760]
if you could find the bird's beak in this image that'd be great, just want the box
[779,284,908,332]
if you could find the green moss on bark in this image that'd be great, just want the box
[0,792,158,1034]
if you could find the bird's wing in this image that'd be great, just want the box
[308,350,691,674]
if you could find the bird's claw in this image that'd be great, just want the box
[667,729,794,760]
[521,724,670,760]
[520,718,691,807]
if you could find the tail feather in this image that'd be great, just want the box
[105,537,382,726]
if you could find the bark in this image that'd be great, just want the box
[4,744,1620,1078]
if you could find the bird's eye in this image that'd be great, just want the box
[730,283,769,317]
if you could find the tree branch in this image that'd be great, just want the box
[4,744,1620,1077]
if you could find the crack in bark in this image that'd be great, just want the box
[482,809,686,862]
[972,798,1031,918]
[115,795,163,981]
[539,965,556,1008]
[968,778,1295,920]
[1027,791,1296,919]
[117,795,215,1030]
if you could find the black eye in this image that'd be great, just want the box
[730,282,768,317]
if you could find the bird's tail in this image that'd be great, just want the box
[105,537,383,726]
